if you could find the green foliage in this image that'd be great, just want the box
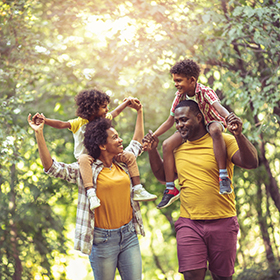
[237,262,280,280]
[1,0,280,279]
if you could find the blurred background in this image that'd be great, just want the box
[1,0,280,279]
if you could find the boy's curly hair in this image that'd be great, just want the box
[75,89,110,120]
[84,118,112,159]
[170,59,200,80]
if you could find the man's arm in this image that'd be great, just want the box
[143,131,167,183]
[227,113,259,169]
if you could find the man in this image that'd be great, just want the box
[143,100,258,280]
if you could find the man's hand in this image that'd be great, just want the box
[226,112,242,137]
[142,130,159,151]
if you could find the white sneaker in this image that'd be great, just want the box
[87,189,101,211]
[133,186,157,202]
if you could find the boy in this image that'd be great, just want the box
[35,88,157,211]
[146,59,232,209]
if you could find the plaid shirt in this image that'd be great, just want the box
[45,140,145,255]
[170,83,226,127]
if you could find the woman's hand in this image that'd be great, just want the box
[124,97,142,111]
[28,113,45,133]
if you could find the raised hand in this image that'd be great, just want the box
[226,112,242,136]
[33,112,46,125]
[28,113,45,132]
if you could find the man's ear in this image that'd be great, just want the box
[196,112,203,123]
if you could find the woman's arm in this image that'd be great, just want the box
[132,103,144,143]
[28,113,53,171]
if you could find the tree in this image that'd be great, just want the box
[1,0,280,278]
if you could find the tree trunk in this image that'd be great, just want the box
[10,163,22,280]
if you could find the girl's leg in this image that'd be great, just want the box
[208,122,232,195]
[117,223,142,280]
[157,132,183,209]
[78,154,100,210]
[78,154,95,188]
[115,151,157,201]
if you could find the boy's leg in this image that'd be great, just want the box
[114,151,157,201]
[208,122,232,195]
[157,132,182,209]
[78,154,100,210]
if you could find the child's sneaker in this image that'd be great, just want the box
[87,189,101,211]
[219,177,232,195]
[133,186,157,202]
[157,187,180,209]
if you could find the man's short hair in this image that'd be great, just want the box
[170,59,200,80]
[84,118,112,159]
[175,99,204,120]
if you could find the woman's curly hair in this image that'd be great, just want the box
[75,89,110,120]
[84,118,112,159]
[170,59,200,80]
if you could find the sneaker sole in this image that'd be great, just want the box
[219,189,233,195]
[90,204,101,211]
[133,196,157,202]
[156,193,180,209]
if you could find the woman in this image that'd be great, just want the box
[28,105,145,280]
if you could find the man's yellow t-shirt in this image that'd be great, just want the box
[174,133,239,220]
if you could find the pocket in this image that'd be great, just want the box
[128,222,136,233]
[174,217,183,232]
[93,230,109,245]
[232,216,240,233]
[228,216,239,234]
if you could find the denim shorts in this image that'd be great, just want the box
[175,216,239,277]
[89,219,142,280]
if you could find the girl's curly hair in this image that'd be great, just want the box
[84,118,112,159]
[170,59,200,80]
[75,89,110,120]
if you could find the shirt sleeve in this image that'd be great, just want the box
[44,159,80,184]
[124,140,143,157]
[202,87,220,105]
[224,134,239,160]
[170,93,180,116]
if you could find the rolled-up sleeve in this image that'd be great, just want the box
[124,140,143,157]
[45,160,80,184]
